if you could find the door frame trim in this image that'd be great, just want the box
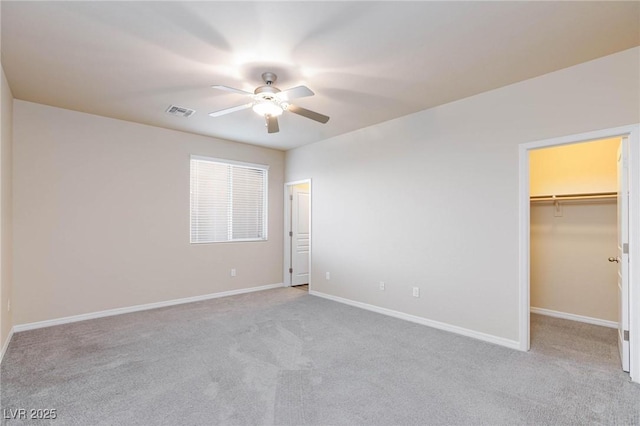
[518,124,640,383]
[283,179,312,288]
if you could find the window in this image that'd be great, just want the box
[190,155,268,243]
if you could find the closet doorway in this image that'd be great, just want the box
[518,124,640,383]
[528,137,628,370]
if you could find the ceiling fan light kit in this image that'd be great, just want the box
[252,101,283,117]
[209,72,329,134]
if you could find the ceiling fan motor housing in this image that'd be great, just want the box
[254,85,281,97]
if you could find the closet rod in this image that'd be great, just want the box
[530,191,617,201]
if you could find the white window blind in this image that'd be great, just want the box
[190,156,268,243]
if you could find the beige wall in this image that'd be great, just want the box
[530,138,619,322]
[530,137,620,196]
[530,202,617,321]
[1,62,14,349]
[285,47,640,342]
[12,101,285,325]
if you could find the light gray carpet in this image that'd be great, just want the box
[1,288,639,425]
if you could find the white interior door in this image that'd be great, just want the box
[291,185,310,286]
[617,137,630,372]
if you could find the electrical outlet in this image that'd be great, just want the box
[231,268,237,277]
[379,281,385,291]
[412,287,420,297]
[326,272,331,280]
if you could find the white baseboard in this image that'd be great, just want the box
[309,290,521,351]
[0,326,15,365]
[530,307,618,329]
[13,283,284,333]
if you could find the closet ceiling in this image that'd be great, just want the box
[2,1,639,150]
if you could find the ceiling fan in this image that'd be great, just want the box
[209,72,330,134]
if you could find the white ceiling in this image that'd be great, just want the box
[2,1,639,151]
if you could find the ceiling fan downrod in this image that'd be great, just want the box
[261,72,277,86]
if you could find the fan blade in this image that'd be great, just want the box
[287,104,330,123]
[208,103,253,117]
[211,85,254,96]
[267,115,279,133]
[277,85,314,101]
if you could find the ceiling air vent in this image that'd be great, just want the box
[166,105,195,118]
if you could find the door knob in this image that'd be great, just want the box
[608,257,619,263]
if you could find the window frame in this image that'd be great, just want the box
[190,155,269,244]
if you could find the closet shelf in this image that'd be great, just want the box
[530,191,617,202]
